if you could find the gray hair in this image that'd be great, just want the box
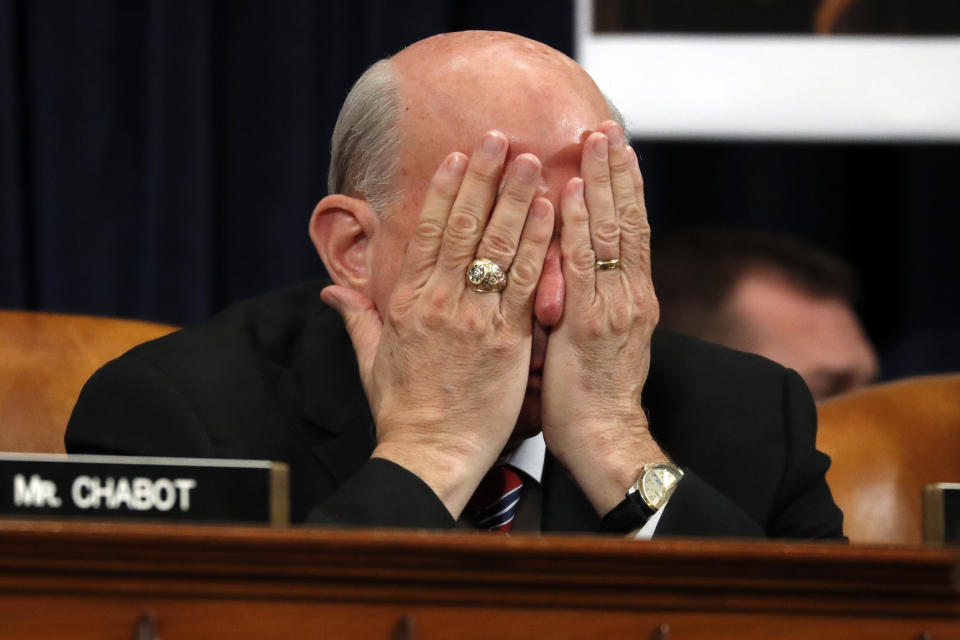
[605,95,631,146]
[327,59,403,215]
[328,58,631,215]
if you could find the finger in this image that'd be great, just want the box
[581,131,620,263]
[474,153,542,271]
[397,152,469,289]
[501,196,554,319]
[320,285,383,383]
[559,177,596,308]
[435,130,509,278]
[619,145,653,275]
[600,120,640,241]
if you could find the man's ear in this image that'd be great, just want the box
[309,194,378,294]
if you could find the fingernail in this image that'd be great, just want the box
[515,155,539,180]
[607,124,624,148]
[445,152,467,175]
[481,131,506,156]
[574,177,584,197]
[594,134,608,160]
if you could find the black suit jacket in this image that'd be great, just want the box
[65,280,843,538]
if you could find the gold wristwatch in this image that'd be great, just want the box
[631,462,684,511]
[600,462,684,533]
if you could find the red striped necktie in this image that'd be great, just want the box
[465,465,524,533]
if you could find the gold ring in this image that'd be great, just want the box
[466,258,507,293]
[595,258,621,271]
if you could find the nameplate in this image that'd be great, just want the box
[0,453,288,525]
[924,483,960,544]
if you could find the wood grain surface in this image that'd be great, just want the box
[0,520,956,638]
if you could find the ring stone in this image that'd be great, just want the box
[466,258,507,293]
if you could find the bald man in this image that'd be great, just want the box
[67,32,843,539]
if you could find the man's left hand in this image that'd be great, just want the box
[540,121,667,516]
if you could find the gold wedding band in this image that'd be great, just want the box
[595,258,621,271]
[466,258,507,293]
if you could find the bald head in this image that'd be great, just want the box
[392,30,605,139]
[329,31,618,217]
[390,32,611,211]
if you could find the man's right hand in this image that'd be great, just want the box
[320,131,554,518]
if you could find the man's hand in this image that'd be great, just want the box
[540,122,667,516]
[321,131,554,518]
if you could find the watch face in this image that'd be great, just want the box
[640,465,682,510]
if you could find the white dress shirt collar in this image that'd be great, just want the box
[502,432,545,484]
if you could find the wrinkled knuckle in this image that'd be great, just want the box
[508,258,538,290]
[414,218,446,244]
[568,206,590,227]
[572,245,596,271]
[593,220,621,245]
[445,211,481,241]
[480,228,515,260]
[589,170,611,188]
[610,153,633,174]
[471,161,503,184]
[618,203,643,224]
[500,188,534,215]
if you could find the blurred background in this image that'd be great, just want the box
[1,0,958,381]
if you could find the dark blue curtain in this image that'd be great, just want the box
[2,0,958,375]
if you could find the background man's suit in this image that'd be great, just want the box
[65,280,844,538]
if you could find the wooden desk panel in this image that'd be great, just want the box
[0,520,957,639]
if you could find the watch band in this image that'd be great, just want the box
[599,489,656,533]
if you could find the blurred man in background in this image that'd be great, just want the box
[653,229,878,399]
